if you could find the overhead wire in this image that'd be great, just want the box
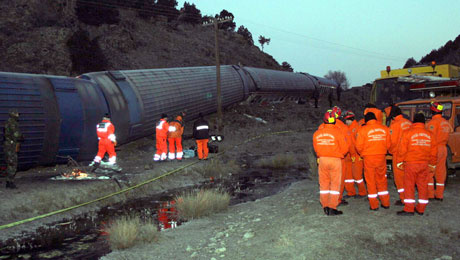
[239,18,407,62]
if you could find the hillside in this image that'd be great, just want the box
[0,0,283,76]
[404,34,460,68]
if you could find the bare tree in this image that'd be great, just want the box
[258,35,270,51]
[324,70,349,90]
[324,70,349,102]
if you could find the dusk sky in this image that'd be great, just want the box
[177,0,460,87]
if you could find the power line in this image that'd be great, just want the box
[240,18,407,62]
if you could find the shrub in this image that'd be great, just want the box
[106,215,159,250]
[175,189,230,220]
[256,154,296,169]
[192,159,239,178]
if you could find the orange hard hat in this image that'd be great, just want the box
[323,110,336,124]
[332,106,342,118]
[344,110,355,120]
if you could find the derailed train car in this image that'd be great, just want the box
[0,65,337,170]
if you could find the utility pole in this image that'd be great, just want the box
[203,16,233,134]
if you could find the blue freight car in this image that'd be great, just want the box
[0,72,108,170]
[0,65,337,170]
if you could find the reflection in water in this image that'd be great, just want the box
[158,200,178,231]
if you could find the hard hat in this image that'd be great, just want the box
[430,102,443,113]
[323,110,336,124]
[344,110,355,120]
[332,106,342,118]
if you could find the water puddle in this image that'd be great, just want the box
[0,167,308,259]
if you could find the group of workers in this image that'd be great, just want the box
[90,111,211,174]
[153,112,211,162]
[313,102,451,216]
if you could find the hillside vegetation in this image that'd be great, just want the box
[0,0,284,76]
[404,34,460,68]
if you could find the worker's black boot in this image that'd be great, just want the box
[329,208,343,216]
[323,207,330,215]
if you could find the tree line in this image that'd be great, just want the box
[404,34,460,68]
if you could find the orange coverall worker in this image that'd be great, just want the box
[389,115,412,201]
[358,108,384,126]
[356,119,391,210]
[313,124,349,211]
[397,123,437,214]
[154,118,169,161]
[319,119,351,200]
[167,116,184,160]
[93,119,117,164]
[426,114,452,199]
[347,120,367,196]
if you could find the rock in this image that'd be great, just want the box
[190,252,198,258]
[253,218,261,222]
[243,231,255,239]
[215,247,226,253]
[186,245,193,252]
[440,256,452,260]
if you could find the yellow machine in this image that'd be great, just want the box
[371,63,460,109]
[379,63,460,79]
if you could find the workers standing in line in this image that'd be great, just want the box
[396,113,437,216]
[154,114,169,162]
[167,114,184,161]
[426,102,453,201]
[356,112,391,211]
[3,109,24,189]
[388,106,412,205]
[193,113,210,160]
[343,110,367,198]
[313,110,348,216]
[90,113,121,171]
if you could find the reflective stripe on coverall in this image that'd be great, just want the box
[313,124,348,210]
[398,123,437,213]
[168,116,184,160]
[94,119,117,164]
[347,120,367,196]
[389,115,412,201]
[356,119,391,209]
[155,119,169,161]
[426,114,452,199]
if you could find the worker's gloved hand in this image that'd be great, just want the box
[113,141,117,146]
[359,157,363,161]
[316,158,320,164]
[396,162,404,170]
[351,157,356,163]
[428,164,436,171]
